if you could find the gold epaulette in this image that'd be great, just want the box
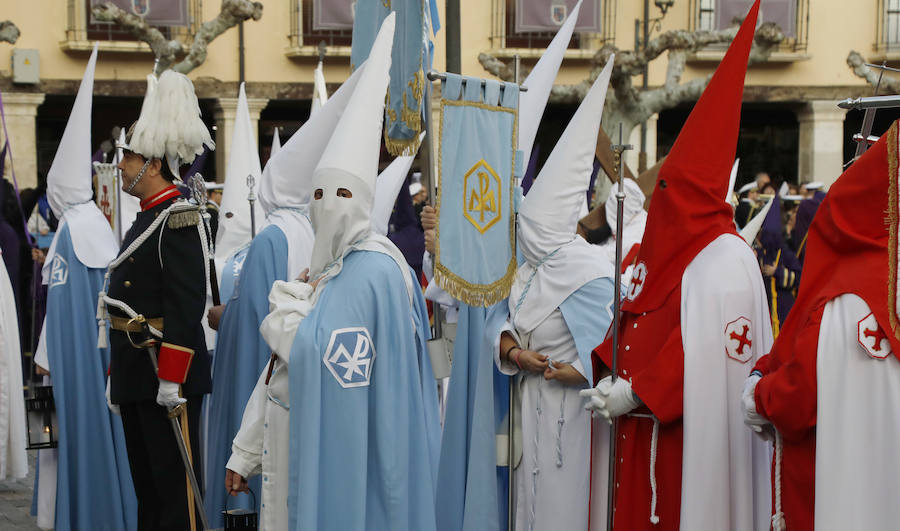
[167,202,201,229]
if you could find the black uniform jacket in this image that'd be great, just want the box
[108,191,212,403]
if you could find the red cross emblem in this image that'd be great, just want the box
[857,312,893,359]
[724,317,753,363]
[626,262,647,301]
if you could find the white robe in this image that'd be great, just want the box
[815,293,900,530]
[680,233,773,530]
[226,279,316,531]
[497,309,591,531]
[226,360,290,531]
[0,251,26,481]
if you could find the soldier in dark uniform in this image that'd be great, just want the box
[103,70,214,531]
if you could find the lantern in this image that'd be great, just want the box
[223,487,258,531]
[25,385,58,449]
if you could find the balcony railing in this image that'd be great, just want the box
[688,0,809,54]
[64,0,201,53]
[489,0,616,58]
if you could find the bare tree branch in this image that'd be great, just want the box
[91,0,263,74]
[0,20,20,44]
[478,22,784,138]
[847,50,900,94]
[175,0,263,74]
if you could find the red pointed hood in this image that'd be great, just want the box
[770,120,900,361]
[622,0,759,313]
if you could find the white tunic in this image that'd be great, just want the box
[815,293,900,530]
[499,309,591,531]
[226,358,290,531]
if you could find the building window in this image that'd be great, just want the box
[64,0,201,52]
[490,0,616,52]
[878,0,900,51]
[689,0,809,52]
[288,0,354,57]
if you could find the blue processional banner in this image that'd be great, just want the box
[434,74,518,307]
[351,0,425,156]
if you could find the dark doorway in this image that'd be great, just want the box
[658,101,799,191]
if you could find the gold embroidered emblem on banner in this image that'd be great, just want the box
[463,159,502,234]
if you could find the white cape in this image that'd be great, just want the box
[815,293,900,530]
[680,233,773,530]
[0,251,26,480]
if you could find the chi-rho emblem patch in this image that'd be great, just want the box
[323,327,376,388]
[49,255,68,288]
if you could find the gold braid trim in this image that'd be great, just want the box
[433,91,519,307]
[887,122,900,340]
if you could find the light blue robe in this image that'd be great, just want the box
[43,224,137,530]
[287,250,439,531]
[205,225,288,526]
[218,244,250,305]
[436,277,614,531]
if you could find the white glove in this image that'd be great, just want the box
[156,379,186,409]
[106,376,120,415]
[742,373,774,441]
[580,376,640,422]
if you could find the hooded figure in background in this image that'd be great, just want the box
[756,196,801,335]
[31,45,137,531]
[212,65,366,529]
[583,2,773,529]
[789,191,824,265]
[600,177,647,285]
[744,120,900,530]
[492,56,616,531]
[255,15,440,530]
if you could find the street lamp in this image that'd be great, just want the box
[655,0,675,17]
[635,0,675,171]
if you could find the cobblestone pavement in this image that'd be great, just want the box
[0,453,40,530]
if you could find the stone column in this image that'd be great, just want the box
[213,96,269,183]
[797,100,846,187]
[0,93,46,189]
[625,113,658,174]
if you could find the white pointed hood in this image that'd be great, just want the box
[271,127,282,158]
[43,44,117,279]
[311,60,329,117]
[215,83,264,265]
[372,148,419,236]
[257,65,367,279]
[308,13,404,284]
[259,65,366,216]
[727,158,739,205]
[509,56,615,337]
[48,45,97,217]
[740,196,773,245]
[519,55,613,261]
[518,0,582,160]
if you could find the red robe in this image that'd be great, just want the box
[752,305,822,530]
[593,285,684,530]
